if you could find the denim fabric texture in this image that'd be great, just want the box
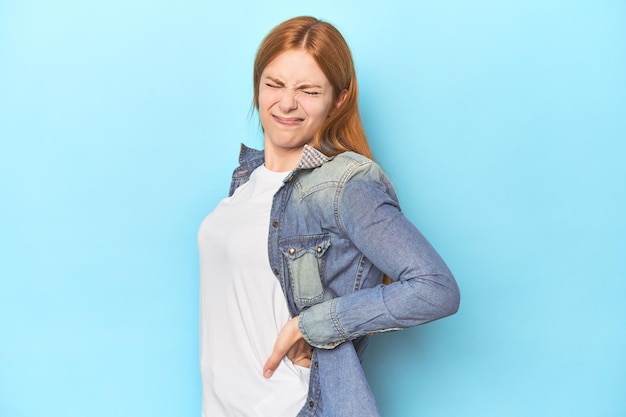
[228,144,460,417]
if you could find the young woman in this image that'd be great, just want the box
[198,16,460,417]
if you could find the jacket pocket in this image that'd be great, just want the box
[280,234,330,306]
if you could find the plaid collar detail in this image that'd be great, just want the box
[296,145,332,170]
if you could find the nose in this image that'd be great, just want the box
[278,89,298,112]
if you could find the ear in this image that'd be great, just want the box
[334,89,348,109]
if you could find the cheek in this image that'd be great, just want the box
[258,95,270,112]
[307,101,334,123]
[258,89,280,111]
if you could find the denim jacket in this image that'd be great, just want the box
[229,144,460,417]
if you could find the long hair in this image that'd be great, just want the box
[253,16,372,159]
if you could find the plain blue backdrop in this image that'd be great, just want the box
[1,1,624,416]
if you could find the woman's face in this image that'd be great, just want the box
[258,49,341,162]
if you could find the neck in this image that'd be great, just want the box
[263,144,303,172]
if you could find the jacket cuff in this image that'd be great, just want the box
[298,298,346,349]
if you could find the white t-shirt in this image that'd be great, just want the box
[198,165,310,417]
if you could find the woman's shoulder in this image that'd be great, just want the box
[333,151,373,165]
[327,151,387,182]
[298,150,389,190]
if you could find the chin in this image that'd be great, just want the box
[268,136,308,149]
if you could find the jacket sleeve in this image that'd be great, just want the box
[298,162,460,349]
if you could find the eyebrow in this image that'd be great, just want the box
[298,83,323,90]
[265,76,284,85]
[265,76,323,90]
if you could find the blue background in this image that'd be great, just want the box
[1,1,625,416]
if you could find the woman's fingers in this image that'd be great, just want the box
[263,316,304,378]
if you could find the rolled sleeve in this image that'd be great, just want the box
[298,298,345,349]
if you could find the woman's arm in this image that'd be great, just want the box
[298,163,460,349]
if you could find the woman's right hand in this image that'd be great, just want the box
[263,316,312,378]
[286,337,313,368]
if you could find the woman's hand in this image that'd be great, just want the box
[263,316,313,378]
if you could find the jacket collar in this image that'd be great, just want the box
[238,143,264,166]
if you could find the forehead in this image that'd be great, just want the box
[262,49,329,85]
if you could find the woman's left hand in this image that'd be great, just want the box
[263,316,313,378]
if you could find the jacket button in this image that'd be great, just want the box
[271,221,279,227]
[314,361,318,368]
[289,248,295,255]
[316,246,322,253]
[272,268,279,276]
[308,401,315,408]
